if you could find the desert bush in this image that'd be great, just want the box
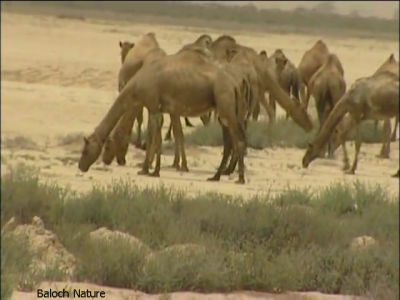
[185,118,384,149]
[1,165,398,296]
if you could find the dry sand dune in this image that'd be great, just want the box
[2,9,399,300]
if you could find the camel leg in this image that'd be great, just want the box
[299,81,307,109]
[138,114,156,176]
[268,95,277,121]
[258,95,275,133]
[390,116,398,142]
[345,123,362,175]
[377,120,391,159]
[184,117,194,128]
[208,125,233,182]
[229,122,247,184]
[252,102,260,121]
[149,114,164,178]
[134,107,143,149]
[171,115,189,172]
[222,151,237,176]
[164,120,173,141]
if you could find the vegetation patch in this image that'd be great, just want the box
[1,164,398,298]
[185,118,385,149]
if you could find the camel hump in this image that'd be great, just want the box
[146,32,156,38]
[212,34,236,46]
[314,39,329,52]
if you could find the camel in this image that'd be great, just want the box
[307,53,346,157]
[297,40,344,110]
[78,44,313,183]
[302,71,399,175]
[117,33,160,149]
[330,54,399,159]
[372,54,399,143]
[215,44,314,177]
[269,49,302,120]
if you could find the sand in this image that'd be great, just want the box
[1,10,398,300]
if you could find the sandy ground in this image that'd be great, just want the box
[1,11,398,299]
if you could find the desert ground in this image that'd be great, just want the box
[2,11,399,197]
[1,9,399,300]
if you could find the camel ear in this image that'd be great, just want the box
[119,41,123,48]
[389,53,395,62]
[307,142,312,148]
[83,137,89,144]
[260,50,267,57]
[129,43,135,49]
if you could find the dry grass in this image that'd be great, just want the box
[1,164,398,298]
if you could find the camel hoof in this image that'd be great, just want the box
[137,169,149,176]
[235,179,245,185]
[178,166,189,173]
[149,172,160,178]
[207,176,220,182]
[116,159,126,166]
[344,170,355,175]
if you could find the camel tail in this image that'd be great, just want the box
[290,72,300,102]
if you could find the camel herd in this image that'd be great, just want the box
[78,32,399,183]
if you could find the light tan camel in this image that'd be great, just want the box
[307,53,346,157]
[302,71,399,175]
[163,34,214,141]
[330,54,399,159]
[269,49,302,120]
[372,54,399,143]
[78,44,312,183]
[297,40,344,110]
[117,33,160,148]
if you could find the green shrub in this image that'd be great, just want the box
[1,165,398,296]
[185,118,384,149]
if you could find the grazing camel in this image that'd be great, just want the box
[78,45,312,183]
[270,49,302,120]
[307,53,346,157]
[372,54,399,143]
[163,34,214,141]
[297,40,344,109]
[117,33,160,148]
[217,45,314,177]
[302,71,399,175]
[330,54,400,159]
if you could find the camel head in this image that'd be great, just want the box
[194,34,213,48]
[78,135,103,172]
[259,50,268,58]
[273,51,288,74]
[302,142,320,168]
[119,41,135,64]
[102,135,130,166]
[101,137,117,166]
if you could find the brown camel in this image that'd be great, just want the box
[330,54,399,159]
[117,33,160,149]
[302,71,399,175]
[307,53,346,157]
[372,54,399,143]
[270,49,302,120]
[163,34,214,141]
[297,40,344,110]
[78,44,312,183]
[216,44,314,177]
[79,46,249,183]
